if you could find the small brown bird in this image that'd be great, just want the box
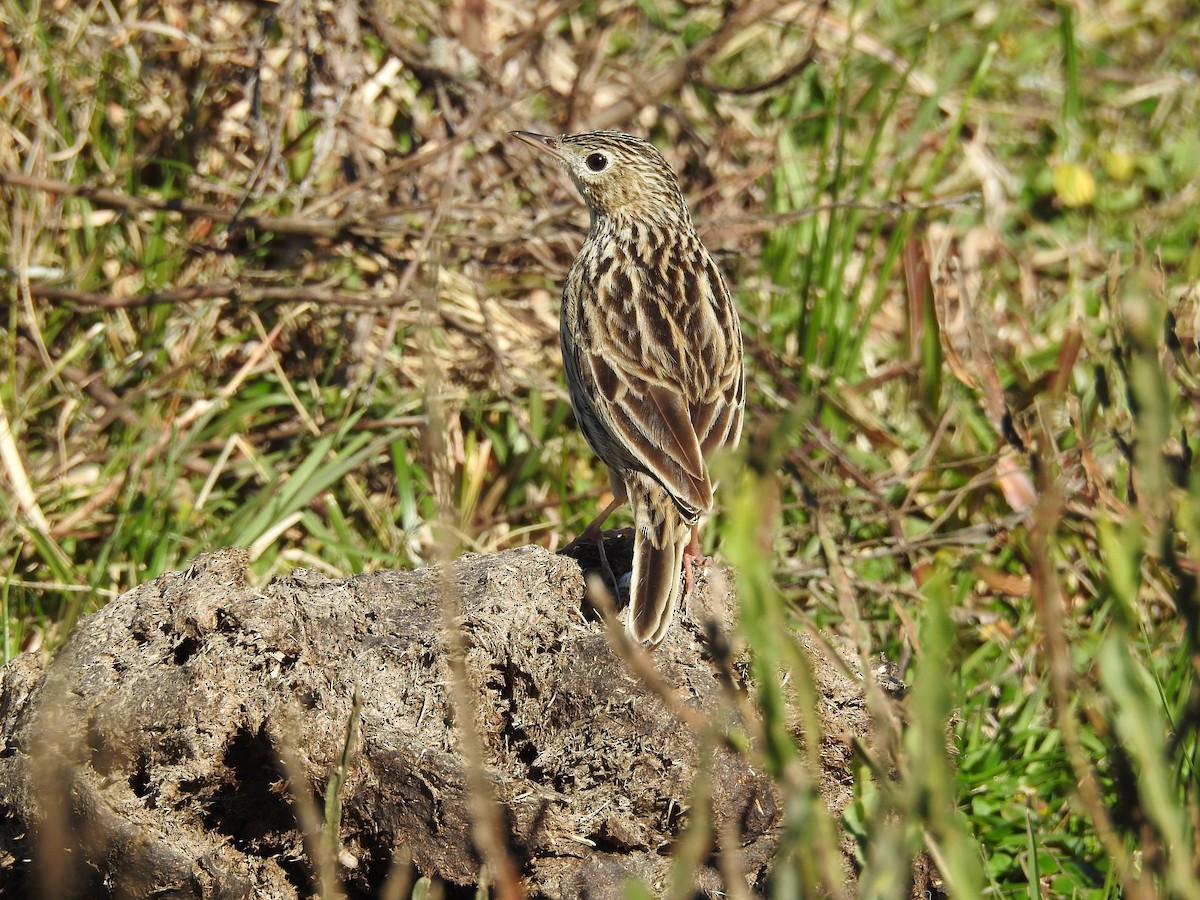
[511,130,744,645]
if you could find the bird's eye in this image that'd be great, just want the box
[585,152,609,172]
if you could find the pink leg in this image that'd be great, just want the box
[561,496,623,549]
[681,525,713,598]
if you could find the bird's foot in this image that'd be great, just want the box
[559,525,632,556]
[561,525,632,600]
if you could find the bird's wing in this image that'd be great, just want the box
[694,261,745,460]
[695,373,744,460]
[583,349,713,518]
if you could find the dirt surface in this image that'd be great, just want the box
[0,544,897,898]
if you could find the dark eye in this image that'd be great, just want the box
[585,152,609,172]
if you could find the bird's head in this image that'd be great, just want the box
[510,130,691,227]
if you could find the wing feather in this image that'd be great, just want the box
[584,354,711,517]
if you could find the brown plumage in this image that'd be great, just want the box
[510,130,745,645]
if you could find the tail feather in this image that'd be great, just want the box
[627,521,688,645]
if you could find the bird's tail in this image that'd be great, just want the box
[627,511,690,645]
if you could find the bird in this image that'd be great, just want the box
[510,129,745,645]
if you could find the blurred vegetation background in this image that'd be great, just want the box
[2,0,1199,896]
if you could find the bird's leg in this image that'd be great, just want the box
[561,496,626,594]
[562,496,623,548]
[681,525,713,599]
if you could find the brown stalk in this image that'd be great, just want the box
[276,720,346,900]
[584,574,715,736]
[1027,480,1150,899]
[416,144,526,900]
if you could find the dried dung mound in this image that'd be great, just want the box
[0,545,882,898]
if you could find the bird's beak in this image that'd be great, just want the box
[509,131,563,159]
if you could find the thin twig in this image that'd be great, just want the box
[25,281,407,310]
[0,170,357,238]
